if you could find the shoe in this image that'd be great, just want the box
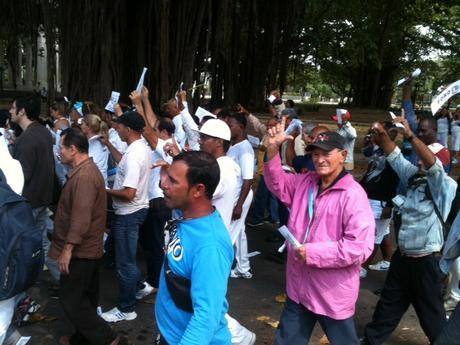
[100,307,137,322]
[444,298,459,312]
[136,282,156,300]
[360,267,367,279]
[368,260,390,271]
[246,221,264,227]
[230,269,253,279]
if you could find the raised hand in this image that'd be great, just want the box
[266,116,294,147]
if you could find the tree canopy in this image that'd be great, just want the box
[0,0,459,110]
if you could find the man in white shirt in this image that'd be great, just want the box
[198,118,256,345]
[137,117,176,299]
[101,111,151,323]
[226,113,255,279]
[333,110,357,171]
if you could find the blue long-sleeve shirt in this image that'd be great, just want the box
[155,210,233,345]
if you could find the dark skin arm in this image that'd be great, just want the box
[232,179,253,220]
[372,116,436,168]
[106,187,137,202]
[99,135,122,163]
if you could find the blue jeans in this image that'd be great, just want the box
[112,208,148,312]
[32,207,60,281]
[275,298,359,345]
[252,175,279,223]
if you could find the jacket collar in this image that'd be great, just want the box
[66,157,93,181]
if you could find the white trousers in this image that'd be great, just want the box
[226,314,254,345]
[0,297,15,345]
[229,190,253,274]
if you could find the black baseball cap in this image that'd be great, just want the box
[115,111,145,132]
[306,131,345,152]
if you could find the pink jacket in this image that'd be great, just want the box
[264,155,375,320]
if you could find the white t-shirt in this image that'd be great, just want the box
[88,135,109,185]
[112,138,151,215]
[0,147,24,195]
[109,128,128,154]
[437,117,449,134]
[148,138,174,200]
[213,156,241,230]
[227,139,255,189]
[337,122,357,164]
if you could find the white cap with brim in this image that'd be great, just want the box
[198,119,231,141]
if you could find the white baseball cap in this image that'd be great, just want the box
[198,119,231,141]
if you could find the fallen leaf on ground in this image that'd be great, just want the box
[275,294,287,303]
[256,316,271,321]
[320,334,330,344]
[143,298,155,304]
[266,320,279,328]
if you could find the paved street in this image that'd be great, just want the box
[20,220,432,345]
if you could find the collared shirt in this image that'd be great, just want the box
[49,158,107,260]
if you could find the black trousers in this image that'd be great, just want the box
[59,258,116,345]
[364,250,446,345]
[139,198,171,288]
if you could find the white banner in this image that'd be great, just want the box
[431,80,460,115]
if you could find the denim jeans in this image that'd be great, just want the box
[32,207,60,281]
[252,175,279,223]
[275,298,359,345]
[112,208,148,313]
[435,301,460,344]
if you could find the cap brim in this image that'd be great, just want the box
[306,143,336,152]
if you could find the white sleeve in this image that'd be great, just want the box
[240,146,255,180]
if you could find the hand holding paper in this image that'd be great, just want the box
[278,225,301,248]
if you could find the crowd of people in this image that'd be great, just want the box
[0,78,460,345]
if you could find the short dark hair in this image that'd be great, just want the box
[0,109,10,127]
[158,117,175,135]
[15,97,41,120]
[61,128,89,153]
[173,151,220,199]
[419,115,437,131]
[222,140,231,153]
[228,111,247,128]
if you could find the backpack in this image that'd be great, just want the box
[0,169,44,301]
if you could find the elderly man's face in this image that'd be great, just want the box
[311,148,346,177]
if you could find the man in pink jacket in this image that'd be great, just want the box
[264,118,375,345]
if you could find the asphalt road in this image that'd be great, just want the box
[18,219,433,345]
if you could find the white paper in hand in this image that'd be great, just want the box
[389,112,405,128]
[105,91,120,113]
[278,225,301,248]
[195,106,216,122]
[268,94,276,103]
[284,119,303,136]
[136,67,148,92]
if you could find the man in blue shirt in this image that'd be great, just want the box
[155,151,234,345]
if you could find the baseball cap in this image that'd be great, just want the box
[306,131,345,152]
[428,143,450,167]
[115,111,145,132]
[198,119,231,141]
[331,109,351,122]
